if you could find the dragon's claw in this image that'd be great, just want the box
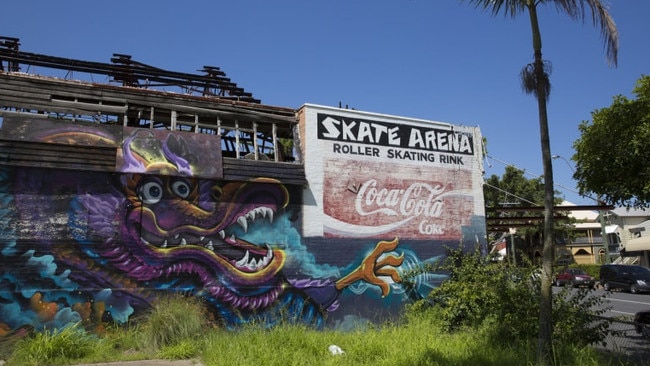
[335,238,403,297]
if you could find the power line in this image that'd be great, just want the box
[484,154,592,202]
[482,182,537,205]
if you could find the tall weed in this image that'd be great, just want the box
[140,293,211,350]
[7,322,96,365]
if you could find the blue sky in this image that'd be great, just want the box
[4,1,649,206]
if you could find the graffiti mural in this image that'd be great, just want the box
[297,105,487,326]
[0,120,446,336]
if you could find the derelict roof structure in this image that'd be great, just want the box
[0,35,305,185]
[0,36,261,103]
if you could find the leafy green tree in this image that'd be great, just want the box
[460,1,617,363]
[484,166,567,248]
[484,166,546,208]
[484,166,546,247]
[574,75,650,208]
[483,166,574,260]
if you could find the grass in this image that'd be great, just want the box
[0,297,644,366]
[187,312,629,366]
[6,322,97,366]
[138,294,210,351]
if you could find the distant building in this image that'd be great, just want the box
[607,207,650,267]
[562,201,620,265]
[561,203,650,267]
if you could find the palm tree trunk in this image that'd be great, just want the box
[527,4,555,365]
[535,53,555,365]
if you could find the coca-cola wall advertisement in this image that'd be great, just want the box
[299,104,486,247]
[290,104,488,326]
[322,160,474,240]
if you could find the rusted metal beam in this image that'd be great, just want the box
[485,215,569,222]
[0,38,260,103]
[485,204,613,213]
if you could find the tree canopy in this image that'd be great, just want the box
[573,75,650,208]
[484,165,546,208]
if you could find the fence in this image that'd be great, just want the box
[595,316,650,364]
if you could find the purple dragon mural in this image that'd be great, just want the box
[0,126,434,337]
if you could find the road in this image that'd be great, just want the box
[599,289,650,317]
[577,287,650,363]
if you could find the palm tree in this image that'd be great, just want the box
[460,0,618,364]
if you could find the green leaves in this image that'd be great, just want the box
[412,248,612,347]
[573,75,650,208]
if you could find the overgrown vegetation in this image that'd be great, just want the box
[138,294,211,351]
[416,248,613,349]
[4,293,211,365]
[7,322,96,365]
[0,260,639,366]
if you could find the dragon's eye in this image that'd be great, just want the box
[171,180,191,199]
[138,181,163,205]
[211,186,223,200]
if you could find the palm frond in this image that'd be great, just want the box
[551,0,618,66]
[520,61,552,99]
[460,0,528,17]
[460,0,618,66]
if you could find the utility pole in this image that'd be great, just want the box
[509,227,517,264]
[598,199,611,264]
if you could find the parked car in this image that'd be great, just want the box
[599,264,650,294]
[634,310,650,339]
[553,267,595,288]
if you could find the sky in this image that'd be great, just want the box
[3,1,649,206]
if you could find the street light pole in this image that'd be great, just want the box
[598,203,611,264]
[509,227,517,264]
[552,155,610,264]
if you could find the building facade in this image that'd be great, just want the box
[0,41,487,335]
[564,203,620,265]
[607,207,650,267]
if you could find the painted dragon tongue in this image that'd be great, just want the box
[232,236,270,255]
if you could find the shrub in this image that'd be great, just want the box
[410,247,613,348]
[552,287,611,347]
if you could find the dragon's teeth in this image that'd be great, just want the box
[230,245,275,271]
[237,216,248,233]
[246,258,259,270]
[260,256,269,267]
[161,240,168,248]
[206,241,214,251]
[247,211,256,221]
[180,237,187,246]
[200,236,205,241]
[219,230,225,239]
[261,249,271,266]
[236,250,250,267]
